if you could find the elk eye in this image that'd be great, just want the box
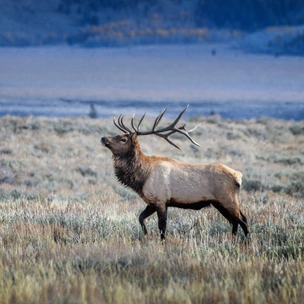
[120,137,127,143]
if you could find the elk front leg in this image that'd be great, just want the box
[156,205,167,241]
[139,205,156,236]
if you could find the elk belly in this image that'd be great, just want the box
[168,167,215,203]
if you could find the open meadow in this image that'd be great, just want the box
[0,114,304,303]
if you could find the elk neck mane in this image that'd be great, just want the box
[112,137,151,196]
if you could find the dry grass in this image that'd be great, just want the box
[0,115,303,304]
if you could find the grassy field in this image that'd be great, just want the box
[0,114,303,303]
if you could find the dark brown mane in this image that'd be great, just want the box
[112,138,150,197]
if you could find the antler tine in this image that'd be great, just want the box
[118,116,127,133]
[146,105,189,134]
[131,112,146,133]
[157,134,182,151]
[131,114,138,132]
[188,123,201,133]
[163,105,188,131]
[147,128,182,150]
[137,112,146,131]
[152,107,167,131]
[152,125,200,149]
[113,116,129,133]
[119,115,132,134]
[175,125,201,147]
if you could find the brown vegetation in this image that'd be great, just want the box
[0,115,303,303]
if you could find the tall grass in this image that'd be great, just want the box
[0,115,303,303]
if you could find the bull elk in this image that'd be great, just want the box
[101,106,250,240]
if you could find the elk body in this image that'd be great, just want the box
[101,106,250,240]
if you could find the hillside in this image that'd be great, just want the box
[1,0,304,54]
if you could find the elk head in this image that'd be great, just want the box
[101,133,138,157]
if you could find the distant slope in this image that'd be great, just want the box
[0,0,202,46]
[239,25,304,55]
[0,0,220,47]
[0,0,79,46]
[0,0,304,55]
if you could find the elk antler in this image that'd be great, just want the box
[113,114,132,134]
[115,105,200,150]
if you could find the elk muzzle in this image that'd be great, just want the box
[101,137,111,148]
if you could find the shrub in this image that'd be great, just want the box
[289,124,304,135]
[286,181,304,198]
[271,173,304,197]
[75,167,98,177]
[271,184,284,193]
[53,121,74,135]
[0,148,13,155]
[273,157,302,166]
[226,132,242,140]
[242,179,263,192]
[0,168,16,184]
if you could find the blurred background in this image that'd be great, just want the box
[1,0,304,119]
[1,0,304,49]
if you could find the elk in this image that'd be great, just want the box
[101,106,250,240]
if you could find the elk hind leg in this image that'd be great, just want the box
[213,201,250,237]
[139,205,156,236]
[230,209,250,237]
[240,210,248,225]
[238,210,250,236]
[212,202,239,235]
